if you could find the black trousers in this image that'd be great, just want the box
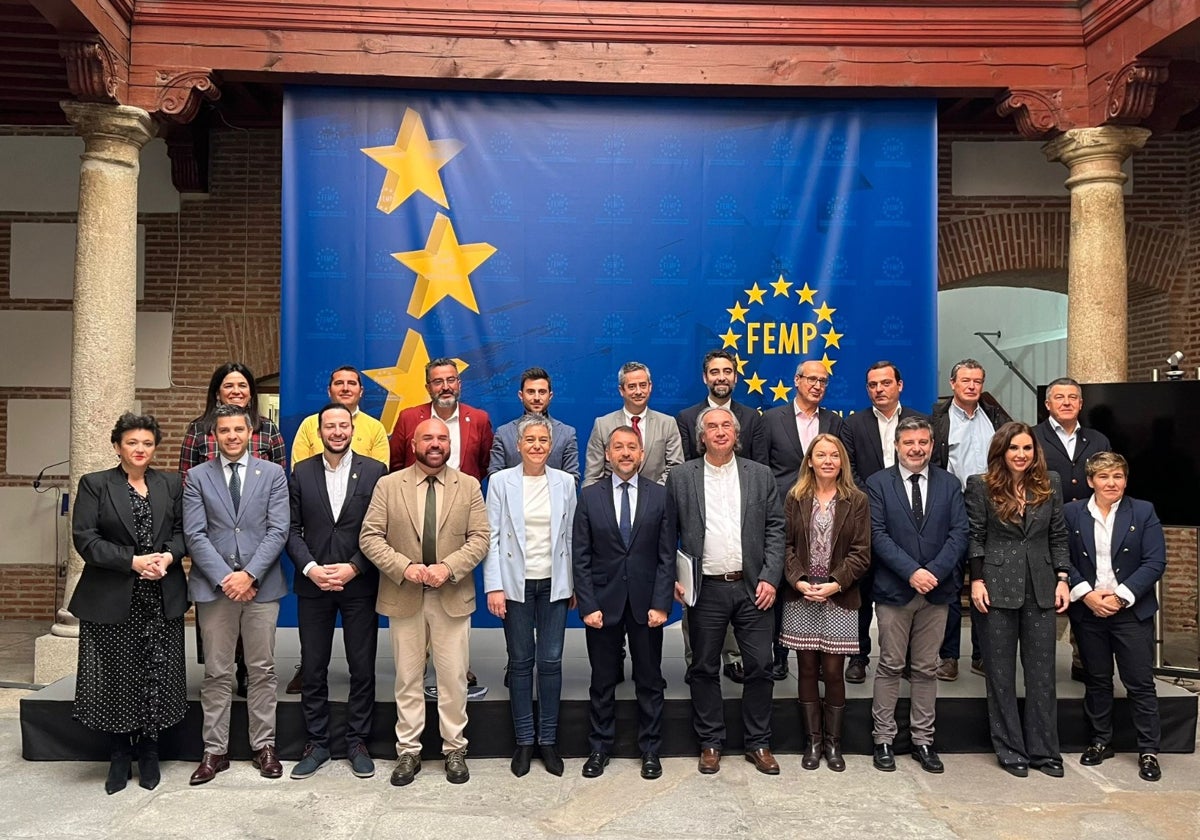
[297,590,379,749]
[1072,607,1160,754]
[584,602,666,755]
[853,564,875,661]
[688,578,774,750]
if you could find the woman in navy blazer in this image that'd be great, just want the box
[483,415,578,777]
[967,421,1070,779]
[71,413,188,794]
[1063,451,1166,782]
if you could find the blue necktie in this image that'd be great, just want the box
[619,481,632,547]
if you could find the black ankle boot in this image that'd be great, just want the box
[106,734,133,795]
[137,737,161,790]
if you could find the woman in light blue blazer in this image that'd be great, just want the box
[484,414,578,778]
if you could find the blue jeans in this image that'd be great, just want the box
[502,578,568,745]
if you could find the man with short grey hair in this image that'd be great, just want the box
[583,361,684,487]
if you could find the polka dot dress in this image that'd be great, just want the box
[73,483,187,738]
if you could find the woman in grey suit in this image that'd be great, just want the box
[71,413,188,793]
[967,421,1070,778]
[484,414,578,777]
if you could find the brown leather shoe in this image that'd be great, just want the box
[189,752,229,786]
[252,744,283,779]
[285,664,303,694]
[698,747,721,774]
[745,748,781,775]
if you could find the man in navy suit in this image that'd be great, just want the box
[286,403,388,780]
[1035,377,1112,504]
[1064,451,1166,783]
[488,366,580,481]
[573,426,677,780]
[866,416,968,775]
[183,403,290,785]
[838,361,927,683]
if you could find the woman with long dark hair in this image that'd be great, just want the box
[179,362,286,476]
[779,433,871,772]
[967,421,1070,778]
[72,413,188,793]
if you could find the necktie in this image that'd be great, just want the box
[909,473,923,525]
[422,475,438,566]
[631,415,641,441]
[228,462,242,513]
[619,481,632,547]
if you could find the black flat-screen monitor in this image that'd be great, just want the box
[1036,380,1200,527]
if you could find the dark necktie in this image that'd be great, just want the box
[909,473,923,525]
[422,475,438,566]
[229,462,242,513]
[619,481,632,547]
[631,415,641,441]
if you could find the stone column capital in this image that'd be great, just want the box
[1042,126,1151,187]
[61,100,157,160]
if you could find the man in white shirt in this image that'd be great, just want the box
[583,361,684,487]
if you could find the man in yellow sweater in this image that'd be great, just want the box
[292,366,390,467]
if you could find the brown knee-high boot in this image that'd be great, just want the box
[799,701,823,770]
[823,703,846,772]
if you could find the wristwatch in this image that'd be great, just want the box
[1117,596,1130,609]
[1056,573,1069,583]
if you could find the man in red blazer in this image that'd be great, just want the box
[389,358,494,480]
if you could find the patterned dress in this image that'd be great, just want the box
[73,484,187,738]
[778,496,859,655]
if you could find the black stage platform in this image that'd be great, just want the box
[21,627,1197,762]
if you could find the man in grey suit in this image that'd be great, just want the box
[667,406,785,776]
[183,403,290,785]
[584,361,684,487]
[488,366,580,481]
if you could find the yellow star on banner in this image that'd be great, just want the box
[822,326,844,349]
[796,283,817,305]
[770,274,792,297]
[719,327,741,349]
[813,301,837,323]
[744,283,767,305]
[770,380,792,402]
[727,301,750,323]
[361,107,465,212]
[363,329,469,433]
[744,372,767,394]
[393,213,496,319]
[734,355,748,375]
[820,353,837,375]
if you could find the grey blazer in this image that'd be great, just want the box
[666,456,785,600]
[183,455,290,603]
[965,472,1069,611]
[583,408,684,488]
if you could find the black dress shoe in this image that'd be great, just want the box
[911,744,944,774]
[1139,753,1162,782]
[1080,743,1115,766]
[540,745,564,777]
[510,745,534,778]
[872,743,896,772]
[845,658,867,684]
[581,751,609,778]
[722,662,745,684]
[641,753,663,780]
[1001,761,1029,778]
[1036,760,1064,778]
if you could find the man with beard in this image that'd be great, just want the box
[286,403,387,780]
[675,350,767,464]
[389,358,494,481]
[488,366,580,481]
[361,417,489,787]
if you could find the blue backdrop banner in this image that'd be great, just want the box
[281,87,937,627]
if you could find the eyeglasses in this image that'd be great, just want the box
[428,376,460,387]
[798,375,829,387]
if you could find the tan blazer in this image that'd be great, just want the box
[359,463,489,619]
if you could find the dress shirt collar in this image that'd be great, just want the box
[610,472,639,491]
[703,455,738,478]
[949,400,978,421]
[322,450,353,474]
[219,452,251,470]
[898,463,930,483]
[1050,417,1078,438]
[873,403,902,423]
[1086,494,1121,522]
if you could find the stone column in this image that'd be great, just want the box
[36,102,155,682]
[1043,126,1150,383]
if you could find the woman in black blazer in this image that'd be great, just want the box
[71,413,188,793]
[966,421,1070,779]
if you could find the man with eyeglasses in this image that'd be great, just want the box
[1034,377,1112,504]
[929,359,1012,681]
[839,361,927,684]
[388,358,494,481]
[761,358,844,679]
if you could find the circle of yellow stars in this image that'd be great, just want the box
[720,274,844,403]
